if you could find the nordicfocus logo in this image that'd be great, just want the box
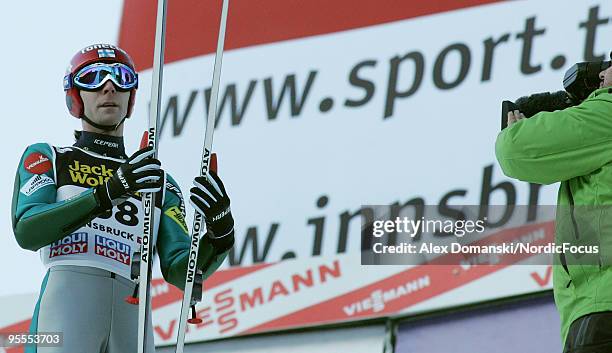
[68,160,113,187]
[342,275,431,316]
[49,233,88,258]
[24,152,52,174]
[95,235,131,265]
[94,139,119,148]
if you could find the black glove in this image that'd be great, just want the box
[190,171,234,240]
[95,146,163,210]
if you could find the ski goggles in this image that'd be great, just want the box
[65,62,138,91]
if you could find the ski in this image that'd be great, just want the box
[174,0,230,352]
[135,0,169,352]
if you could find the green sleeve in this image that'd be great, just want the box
[495,88,612,184]
[11,143,102,251]
[156,174,231,291]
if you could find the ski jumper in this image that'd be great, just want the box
[11,131,232,352]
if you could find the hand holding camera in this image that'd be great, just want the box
[500,56,612,130]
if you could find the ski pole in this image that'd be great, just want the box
[137,0,168,351]
[175,0,230,352]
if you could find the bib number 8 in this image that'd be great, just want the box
[116,201,139,226]
[98,200,139,227]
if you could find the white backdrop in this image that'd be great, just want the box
[0,1,125,296]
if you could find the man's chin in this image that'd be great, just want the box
[93,115,124,127]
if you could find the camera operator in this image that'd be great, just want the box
[496,65,612,353]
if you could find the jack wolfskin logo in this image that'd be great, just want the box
[68,160,114,187]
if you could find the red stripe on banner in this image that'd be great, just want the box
[150,279,182,310]
[0,319,31,334]
[205,263,274,289]
[245,265,496,333]
[118,0,505,70]
[6,345,24,353]
[243,221,554,333]
[151,262,274,310]
[0,319,31,353]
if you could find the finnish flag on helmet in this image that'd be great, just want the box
[98,49,116,58]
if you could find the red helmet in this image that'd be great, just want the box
[64,44,138,120]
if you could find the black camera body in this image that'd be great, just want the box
[500,59,612,130]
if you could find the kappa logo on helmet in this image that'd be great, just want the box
[24,152,52,174]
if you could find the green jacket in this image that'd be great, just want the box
[11,142,230,291]
[496,87,612,345]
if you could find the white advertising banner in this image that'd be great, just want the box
[119,0,610,267]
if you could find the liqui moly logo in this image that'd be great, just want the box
[95,235,131,265]
[49,233,88,258]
